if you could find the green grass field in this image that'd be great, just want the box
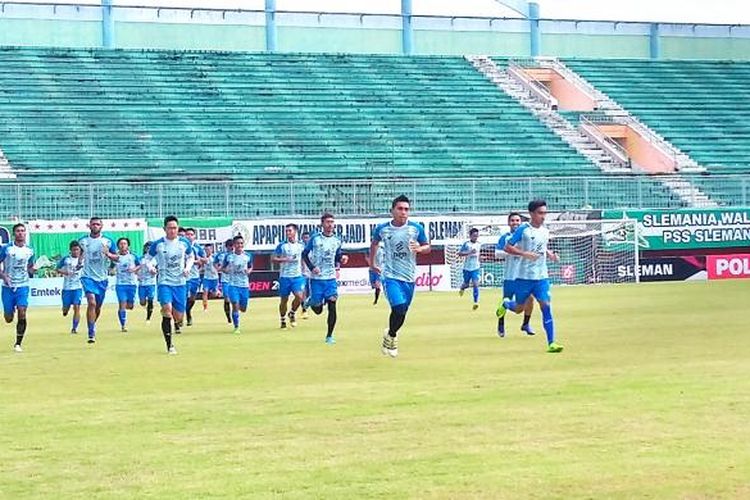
[0,280,748,498]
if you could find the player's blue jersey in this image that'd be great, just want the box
[497,232,521,281]
[57,255,83,290]
[187,242,205,280]
[371,221,428,283]
[222,251,253,287]
[274,240,304,278]
[115,253,140,286]
[137,255,156,286]
[508,223,551,280]
[78,234,116,282]
[303,233,343,280]
[460,240,482,272]
[147,236,194,286]
[0,243,34,288]
[203,253,219,280]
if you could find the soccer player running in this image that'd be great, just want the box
[78,217,118,344]
[370,195,430,358]
[137,242,157,324]
[272,223,306,329]
[302,213,349,344]
[496,200,564,353]
[114,237,140,333]
[495,212,535,337]
[184,227,206,327]
[0,223,37,352]
[220,235,253,334]
[145,215,195,354]
[201,244,219,311]
[216,238,234,324]
[57,240,84,334]
[458,227,482,310]
[366,242,384,305]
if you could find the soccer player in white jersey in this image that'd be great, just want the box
[137,242,157,324]
[370,195,431,358]
[0,223,37,352]
[57,240,83,334]
[497,200,564,353]
[458,227,482,310]
[495,212,535,337]
[216,238,234,324]
[145,215,195,354]
[272,223,306,329]
[201,243,219,311]
[366,242,384,305]
[78,217,119,344]
[114,237,140,333]
[220,235,253,335]
[302,213,349,344]
[184,227,206,327]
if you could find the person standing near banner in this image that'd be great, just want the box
[0,223,37,352]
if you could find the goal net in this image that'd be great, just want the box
[444,218,640,289]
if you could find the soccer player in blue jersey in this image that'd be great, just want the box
[497,200,564,353]
[458,228,482,310]
[302,213,349,344]
[220,235,253,335]
[366,242,384,305]
[201,243,219,311]
[145,215,195,354]
[370,195,431,358]
[495,212,535,337]
[57,240,83,334]
[216,238,234,324]
[272,223,306,329]
[78,217,118,344]
[114,237,140,333]
[300,231,312,319]
[0,223,37,352]
[184,227,206,327]
[137,242,157,324]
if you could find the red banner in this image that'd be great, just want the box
[706,254,750,280]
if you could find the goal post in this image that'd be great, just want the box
[444,218,640,289]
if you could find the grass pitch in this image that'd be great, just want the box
[0,280,748,498]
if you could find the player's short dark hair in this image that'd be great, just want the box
[164,215,179,227]
[12,223,24,232]
[232,235,244,243]
[89,217,102,223]
[301,231,310,237]
[69,240,81,250]
[178,226,186,233]
[391,194,410,209]
[528,199,547,213]
[117,237,130,246]
[320,212,334,223]
[224,238,234,247]
[203,243,212,249]
[285,223,299,231]
[184,227,196,234]
[143,242,151,252]
[508,211,522,222]
[469,228,479,235]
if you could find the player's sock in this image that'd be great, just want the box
[146,299,154,321]
[231,311,240,328]
[15,318,27,346]
[497,316,505,335]
[161,316,172,348]
[118,310,126,328]
[523,314,531,327]
[540,304,555,344]
[186,300,194,324]
[326,302,337,338]
[374,288,380,305]
[472,286,479,304]
[223,301,231,323]
[388,305,407,337]
[72,317,80,332]
[87,321,96,338]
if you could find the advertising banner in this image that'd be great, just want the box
[616,256,707,282]
[336,265,451,294]
[27,277,119,307]
[706,254,750,280]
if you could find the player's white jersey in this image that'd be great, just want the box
[496,232,521,281]
[371,221,428,283]
[0,243,34,288]
[460,240,482,272]
[508,223,550,280]
[274,241,304,278]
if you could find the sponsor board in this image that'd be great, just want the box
[707,254,750,280]
[27,278,119,307]
[336,265,451,294]
[616,256,707,282]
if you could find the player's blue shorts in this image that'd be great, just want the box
[202,278,219,294]
[138,284,155,302]
[62,288,83,308]
[502,279,517,299]
[514,278,551,304]
[279,276,305,297]
[309,279,338,306]
[225,284,250,309]
[369,270,382,288]
[2,286,29,315]
[462,269,480,285]
[384,278,416,308]
[188,278,201,296]
[116,284,137,305]
[304,277,311,297]
[81,277,108,303]
[157,284,187,313]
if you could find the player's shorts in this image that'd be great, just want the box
[462,269,480,285]
[279,276,306,297]
[157,284,187,313]
[188,278,201,296]
[115,284,137,305]
[62,288,83,308]
[138,284,156,302]
[369,270,382,288]
[514,278,551,304]
[225,284,250,310]
[81,277,108,303]
[202,278,219,294]
[304,277,312,297]
[383,278,416,308]
[502,279,517,299]
[309,279,338,306]
[2,286,29,315]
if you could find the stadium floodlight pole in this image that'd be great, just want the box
[101,0,115,49]
[265,0,277,52]
[401,0,413,55]
[493,1,539,57]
